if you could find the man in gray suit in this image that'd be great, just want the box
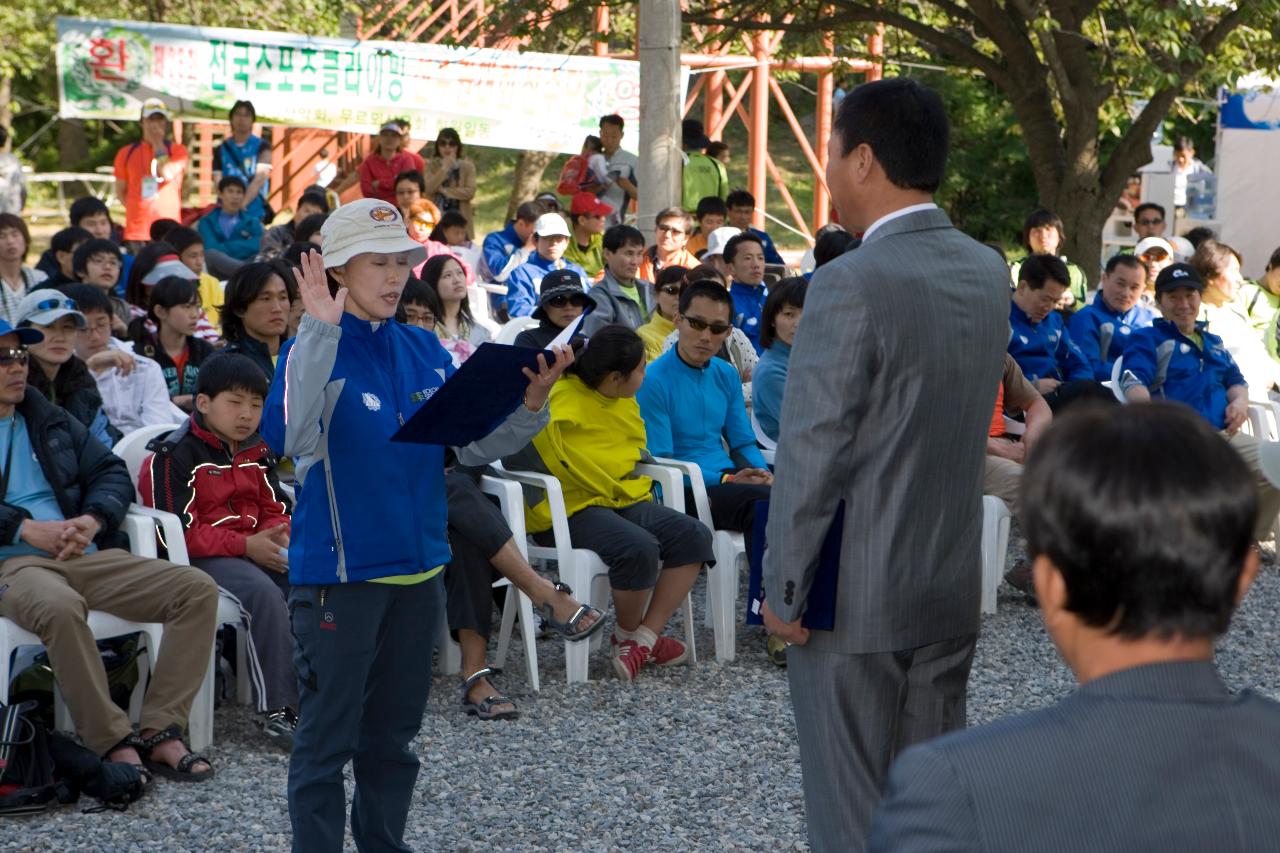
[761,78,1009,851]
[869,402,1280,852]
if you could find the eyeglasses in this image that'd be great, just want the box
[546,294,588,308]
[683,316,732,335]
[658,284,682,295]
[656,224,686,235]
[0,348,29,367]
[1136,217,1164,226]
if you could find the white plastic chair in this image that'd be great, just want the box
[653,457,744,663]
[437,474,542,692]
[981,496,1013,614]
[495,317,540,345]
[749,409,778,466]
[493,461,697,684]
[1110,356,1127,403]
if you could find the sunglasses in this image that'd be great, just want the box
[546,294,588,309]
[683,316,732,335]
[0,348,29,367]
[34,297,77,313]
[656,224,686,235]
[658,284,682,295]
[1136,217,1164,226]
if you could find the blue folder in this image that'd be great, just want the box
[746,499,843,631]
[391,342,544,447]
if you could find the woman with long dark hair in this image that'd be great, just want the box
[420,254,488,364]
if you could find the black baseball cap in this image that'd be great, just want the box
[533,270,588,321]
[1154,263,1204,294]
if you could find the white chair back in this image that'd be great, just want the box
[1110,355,1127,403]
[749,408,778,451]
[495,317,540,345]
[113,423,183,500]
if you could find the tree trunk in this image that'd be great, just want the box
[58,118,89,170]
[0,78,11,145]
[506,149,556,220]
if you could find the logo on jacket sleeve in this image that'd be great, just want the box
[362,392,382,411]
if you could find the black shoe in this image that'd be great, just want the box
[260,707,297,750]
[1003,561,1038,606]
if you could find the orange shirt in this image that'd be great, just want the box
[113,139,189,241]
[638,247,700,284]
[988,381,1006,437]
[686,231,709,258]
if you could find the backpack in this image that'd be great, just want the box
[557,155,590,196]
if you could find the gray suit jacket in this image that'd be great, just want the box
[868,661,1280,852]
[762,207,1008,653]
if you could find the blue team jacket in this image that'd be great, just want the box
[1007,301,1092,383]
[1067,299,1157,381]
[731,281,768,354]
[1120,318,1246,430]
[505,253,589,318]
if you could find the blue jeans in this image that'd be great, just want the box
[286,576,444,853]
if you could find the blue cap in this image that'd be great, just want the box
[0,317,44,346]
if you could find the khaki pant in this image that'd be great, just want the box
[0,548,218,755]
[1225,431,1280,541]
[983,453,1022,520]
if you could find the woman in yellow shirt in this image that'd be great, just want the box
[637,267,686,362]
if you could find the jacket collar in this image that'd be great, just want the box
[600,271,652,308]
[859,206,952,246]
[1075,660,1232,704]
[15,385,67,431]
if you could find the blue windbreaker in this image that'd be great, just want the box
[1008,301,1092,383]
[1067,298,1156,381]
[1120,318,1246,430]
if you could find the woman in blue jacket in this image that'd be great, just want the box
[751,276,807,443]
[261,199,569,853]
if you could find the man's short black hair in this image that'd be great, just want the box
[725,189,755,210]
[1022,402,1255,639]
[1104,253,1145,275]
[600,114,624,131]
[297,190,330,213]
[1133,202,1165,222]
[1018,254,1071,290]
[165,226,203,254]
[69,197,111,227]
[61,283,113,316]
[72,238,122,278]
[832,78,949,193]
[813,227,858,268]
[603,225,645,253]
[723,232,764,264]
[760,277,807,349]
[51,226,92,255]
[295,214,328,244]
[515,201,543,224]
[678,279,733,316]
[696,196,728,219]
[394,170,426,193]
[1184,226,1216,249]
[196,353,270,400]
[229,99,256,121]
[218,175,247,193]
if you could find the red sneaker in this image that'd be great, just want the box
[612,636,651,681]
[650,635,690,667]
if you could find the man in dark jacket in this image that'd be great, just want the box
[0,318,219,785]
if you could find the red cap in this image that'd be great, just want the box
[570,191,613,217]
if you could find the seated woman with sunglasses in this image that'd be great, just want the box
[638,266,689,362]
[514,270,591,350]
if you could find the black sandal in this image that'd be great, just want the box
[461,667,519,721]
[106,732,154,788]
[539,582,607,644]
[138,725,215,783]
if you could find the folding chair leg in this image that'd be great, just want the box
[682,592,697,665]
[517,590,540,692]
[494,583,517,669]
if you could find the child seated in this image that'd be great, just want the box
[139,353,297,747]
[71,238,131,336]
[196,176,264,279]
[128,276,215,412]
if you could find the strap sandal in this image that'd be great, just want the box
[460,667,519,721]
[106,732,154,789]
[539,582,607,644]
[138,724,215,783]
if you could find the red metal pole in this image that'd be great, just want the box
[867,23,885,81]
[748,31,769,230]
[593,4,609,57]
[813,30,834,231]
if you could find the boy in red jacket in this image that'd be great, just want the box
[139,354,297,747]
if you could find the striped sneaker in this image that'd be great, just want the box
[612,635,651,681]
[650,635,690,667]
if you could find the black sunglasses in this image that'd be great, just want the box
[0,348,29,367]
[1136,217,1164,226]
[546,294,588,308]
[683,316,732,335]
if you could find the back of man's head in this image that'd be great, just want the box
[515,201,542,224]
[1022,403,1256,642]
[832,78,949,193]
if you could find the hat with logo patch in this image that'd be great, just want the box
[319,199,427,269]
[1154,262,1204,294]
[139,98,170,120]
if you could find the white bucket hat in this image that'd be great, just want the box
[533,212,571,239]
[320,199,427,269]
[703,226,743,259]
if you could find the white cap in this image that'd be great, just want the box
[533,212,571,238]
[319,199,427,269]
[1134,236,1174,258]
[1167,235,1195,263]
[140,98,170,120]
[17,289,86,330]
[703,226,742,259]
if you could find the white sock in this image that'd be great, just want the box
[631,625,658,649]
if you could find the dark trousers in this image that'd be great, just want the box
[688,482,772,541]
[1041,379,1117,414]
[287,577,444,853]
[443,470,513,640]
[787,634,977,853]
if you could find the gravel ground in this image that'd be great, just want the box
[11,531,1280,852]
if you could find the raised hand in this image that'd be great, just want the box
[521,345,575,411]
[292,248,347,326]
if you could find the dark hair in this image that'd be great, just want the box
[1191,239,1242,286]
[124,241,178,308]
[1133,202,1165,223]
[1104,253,1145,275]
[196,352,269,400]
[832,78,949,193]
[1184,226,1216,249]
[397,275,443,324]
[51,226,92,256]
[1174,135,1195,153]
[760,277,808,349]
[165,226,203,254]
[723,232,764,263]
[1017,254,1071,290]
[429,211,469,244]
[1022,207,1065,251]
[568,325,644,389]
[678,279,734,315]
[654,265,688,290]
[394,170,426,193]
[0,127,7,149]
[229,99,256,122]
[725,189,755,210]
[419,254,476,327]
[61,283,113,316]
[129,275,200,341]
[297,190,330,214]
[1022,402,1255,640]
[1268,246,1280,272]
[69,197,111,228]
[705,141,729,160]
[434,127,463,157]
[72,238,122,278]
[695,196,729,219]
[582,134,603,153]
[295,213,328,244]
[685,263,725,287]
[218,175,247,193]
[283,242,318,272]
[599,114,625,132]
[149,218,181,242]
[603,224,645,253]
[221,261,296,344]
[0,213,30,254]
[813,227,857,268]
